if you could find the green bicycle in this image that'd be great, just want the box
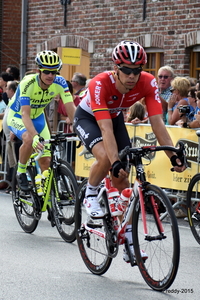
[12,132,78,243]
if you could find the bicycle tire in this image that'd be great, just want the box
[51,163,78,243]
[75,178,113,275]
[187,173,200,245]
[57,159,75,176]
[132,184,180,291]
[12,165,40,233]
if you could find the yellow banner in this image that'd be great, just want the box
[61,48,82,65]
[75,124,199,191]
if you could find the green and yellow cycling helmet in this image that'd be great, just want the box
[35,50,62,71]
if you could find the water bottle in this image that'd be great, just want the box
[108,187,122,216]
[42,169,49,181]
[41,169,49,188]
[35,174,43,196]
[118,188,133,212]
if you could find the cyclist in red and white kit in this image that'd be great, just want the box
[73,41,186,262]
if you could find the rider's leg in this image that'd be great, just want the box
[18,131,34,165]
[38,156,51,172]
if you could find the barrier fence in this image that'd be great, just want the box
[75,123,200,192]
[0,122,200,193]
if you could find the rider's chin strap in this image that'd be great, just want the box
[39,71,49,89]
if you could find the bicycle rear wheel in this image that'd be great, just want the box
[75,178,113,275]
[132,184,180,291]
[51,163,78,243]
[12,166,40,233]
[187,173,200,245]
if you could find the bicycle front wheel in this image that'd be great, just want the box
[12,166,40,233]
[132,184,180,291]
[75,178,113,275]
[51,163,78,243]
[187,173,200,245]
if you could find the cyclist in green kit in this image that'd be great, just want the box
[7,50,76,192]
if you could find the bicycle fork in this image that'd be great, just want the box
[138,184,165,241]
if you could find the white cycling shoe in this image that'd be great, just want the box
[83,196,105,219]
[123,244,148,263]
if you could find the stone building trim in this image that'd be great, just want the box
[136,34,164,49]
[184,31,200,48]
[36,35,94,53]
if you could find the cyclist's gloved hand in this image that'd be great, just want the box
[111,160,126,178]
[170,155,185,167]
[32,135,44,151]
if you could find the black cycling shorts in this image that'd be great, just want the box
[73,106,131,153]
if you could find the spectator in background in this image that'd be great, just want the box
[0,72,14,105]
[188,86,197,112]
[185,76,197,88]
[6,65,20,81]
[85,78,92,88]
[127,100,148,124]
[57,80,81,132]
[157,66,175,124]
[187,91,200,128]
[0,88,6,117]
[57,80,81,169]
[71,72,87,97]
[2,81,21,192]
[167,77,191,125]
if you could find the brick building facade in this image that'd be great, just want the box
[0,0,21,72]
[1,0,200,79]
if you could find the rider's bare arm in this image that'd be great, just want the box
[64,102,76,124]
[150,114,186,172]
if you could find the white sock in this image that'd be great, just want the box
[125,225,133,245]
[85,183,99,198]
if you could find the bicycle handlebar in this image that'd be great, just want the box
[119,141,187,169]
[34,132,80,161]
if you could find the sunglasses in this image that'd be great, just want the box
[170,88,175,92]
[42,70,57,75]
[158,75,171,79]
[117,65,142,75]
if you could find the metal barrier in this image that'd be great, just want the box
[56,120,78,166]
[0,132,12,188]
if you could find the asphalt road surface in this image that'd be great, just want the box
[0,191,199,300]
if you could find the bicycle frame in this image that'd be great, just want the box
[83,161,165,247]
[82,142,186,244]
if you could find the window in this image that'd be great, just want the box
[190,47,200,80]
[143,49,164,76]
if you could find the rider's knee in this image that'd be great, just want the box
[22,132,33,147]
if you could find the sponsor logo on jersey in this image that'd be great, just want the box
[89,137,103,149]
[55,76,67,86]
[22,78,36,94]
[11,119,24,131]
[76,125,89,139]
[151,78,160,103]
[112,95,118,100]
[94,81,102,105]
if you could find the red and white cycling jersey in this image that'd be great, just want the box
[79,70,162,121]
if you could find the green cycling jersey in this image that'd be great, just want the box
[9,73,73,119]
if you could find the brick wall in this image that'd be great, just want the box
[1,0,21,73]
[3,0,200,77]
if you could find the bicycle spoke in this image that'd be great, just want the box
[51,163,78,243]
[133,185,180,291]
[75,179,112,275]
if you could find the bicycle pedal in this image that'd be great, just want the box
[86,220,103,229]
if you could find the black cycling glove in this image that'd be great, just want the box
[111,160,126,178]
[170,155,185,167]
